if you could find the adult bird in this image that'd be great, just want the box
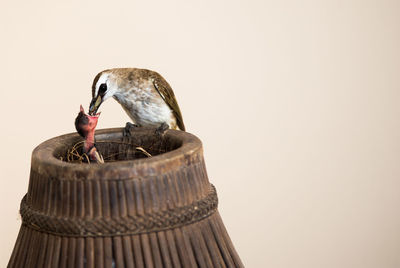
[89,68,185,134]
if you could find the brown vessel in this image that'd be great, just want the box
[8,127,243,268]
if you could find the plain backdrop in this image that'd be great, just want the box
[1,0,400,267]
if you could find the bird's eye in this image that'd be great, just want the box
[99,83,107,96]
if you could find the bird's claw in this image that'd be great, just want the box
[123,122,139,137]
[155,122,169,137]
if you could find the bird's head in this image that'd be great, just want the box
[89,70,117,115]
[75,105,100,138]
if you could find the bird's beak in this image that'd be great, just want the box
[89,95,102,115]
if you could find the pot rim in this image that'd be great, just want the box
[31,128,203,180]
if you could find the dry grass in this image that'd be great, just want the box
[61,140,153,164]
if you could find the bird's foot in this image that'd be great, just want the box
[155,122,169,137]
[123,122,139,137]
[87,147,104,164]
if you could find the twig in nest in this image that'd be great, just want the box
[135,147,152,157]
[82,153,91,164]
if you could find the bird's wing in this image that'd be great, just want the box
[153,78,186,131]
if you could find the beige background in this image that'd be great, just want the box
[1,0,400,267]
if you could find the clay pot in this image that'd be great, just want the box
[8,127,243,268]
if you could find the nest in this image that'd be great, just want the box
[61,140,153,164]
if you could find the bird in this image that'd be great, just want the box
[75,105,104,163]
[88,68,185,134]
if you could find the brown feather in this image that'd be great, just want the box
[152,75,186,131]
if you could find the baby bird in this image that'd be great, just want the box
[89,68,185,133]
[75,105,104,163]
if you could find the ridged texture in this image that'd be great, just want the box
[8,128,243,268]
[19,184,218,237]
